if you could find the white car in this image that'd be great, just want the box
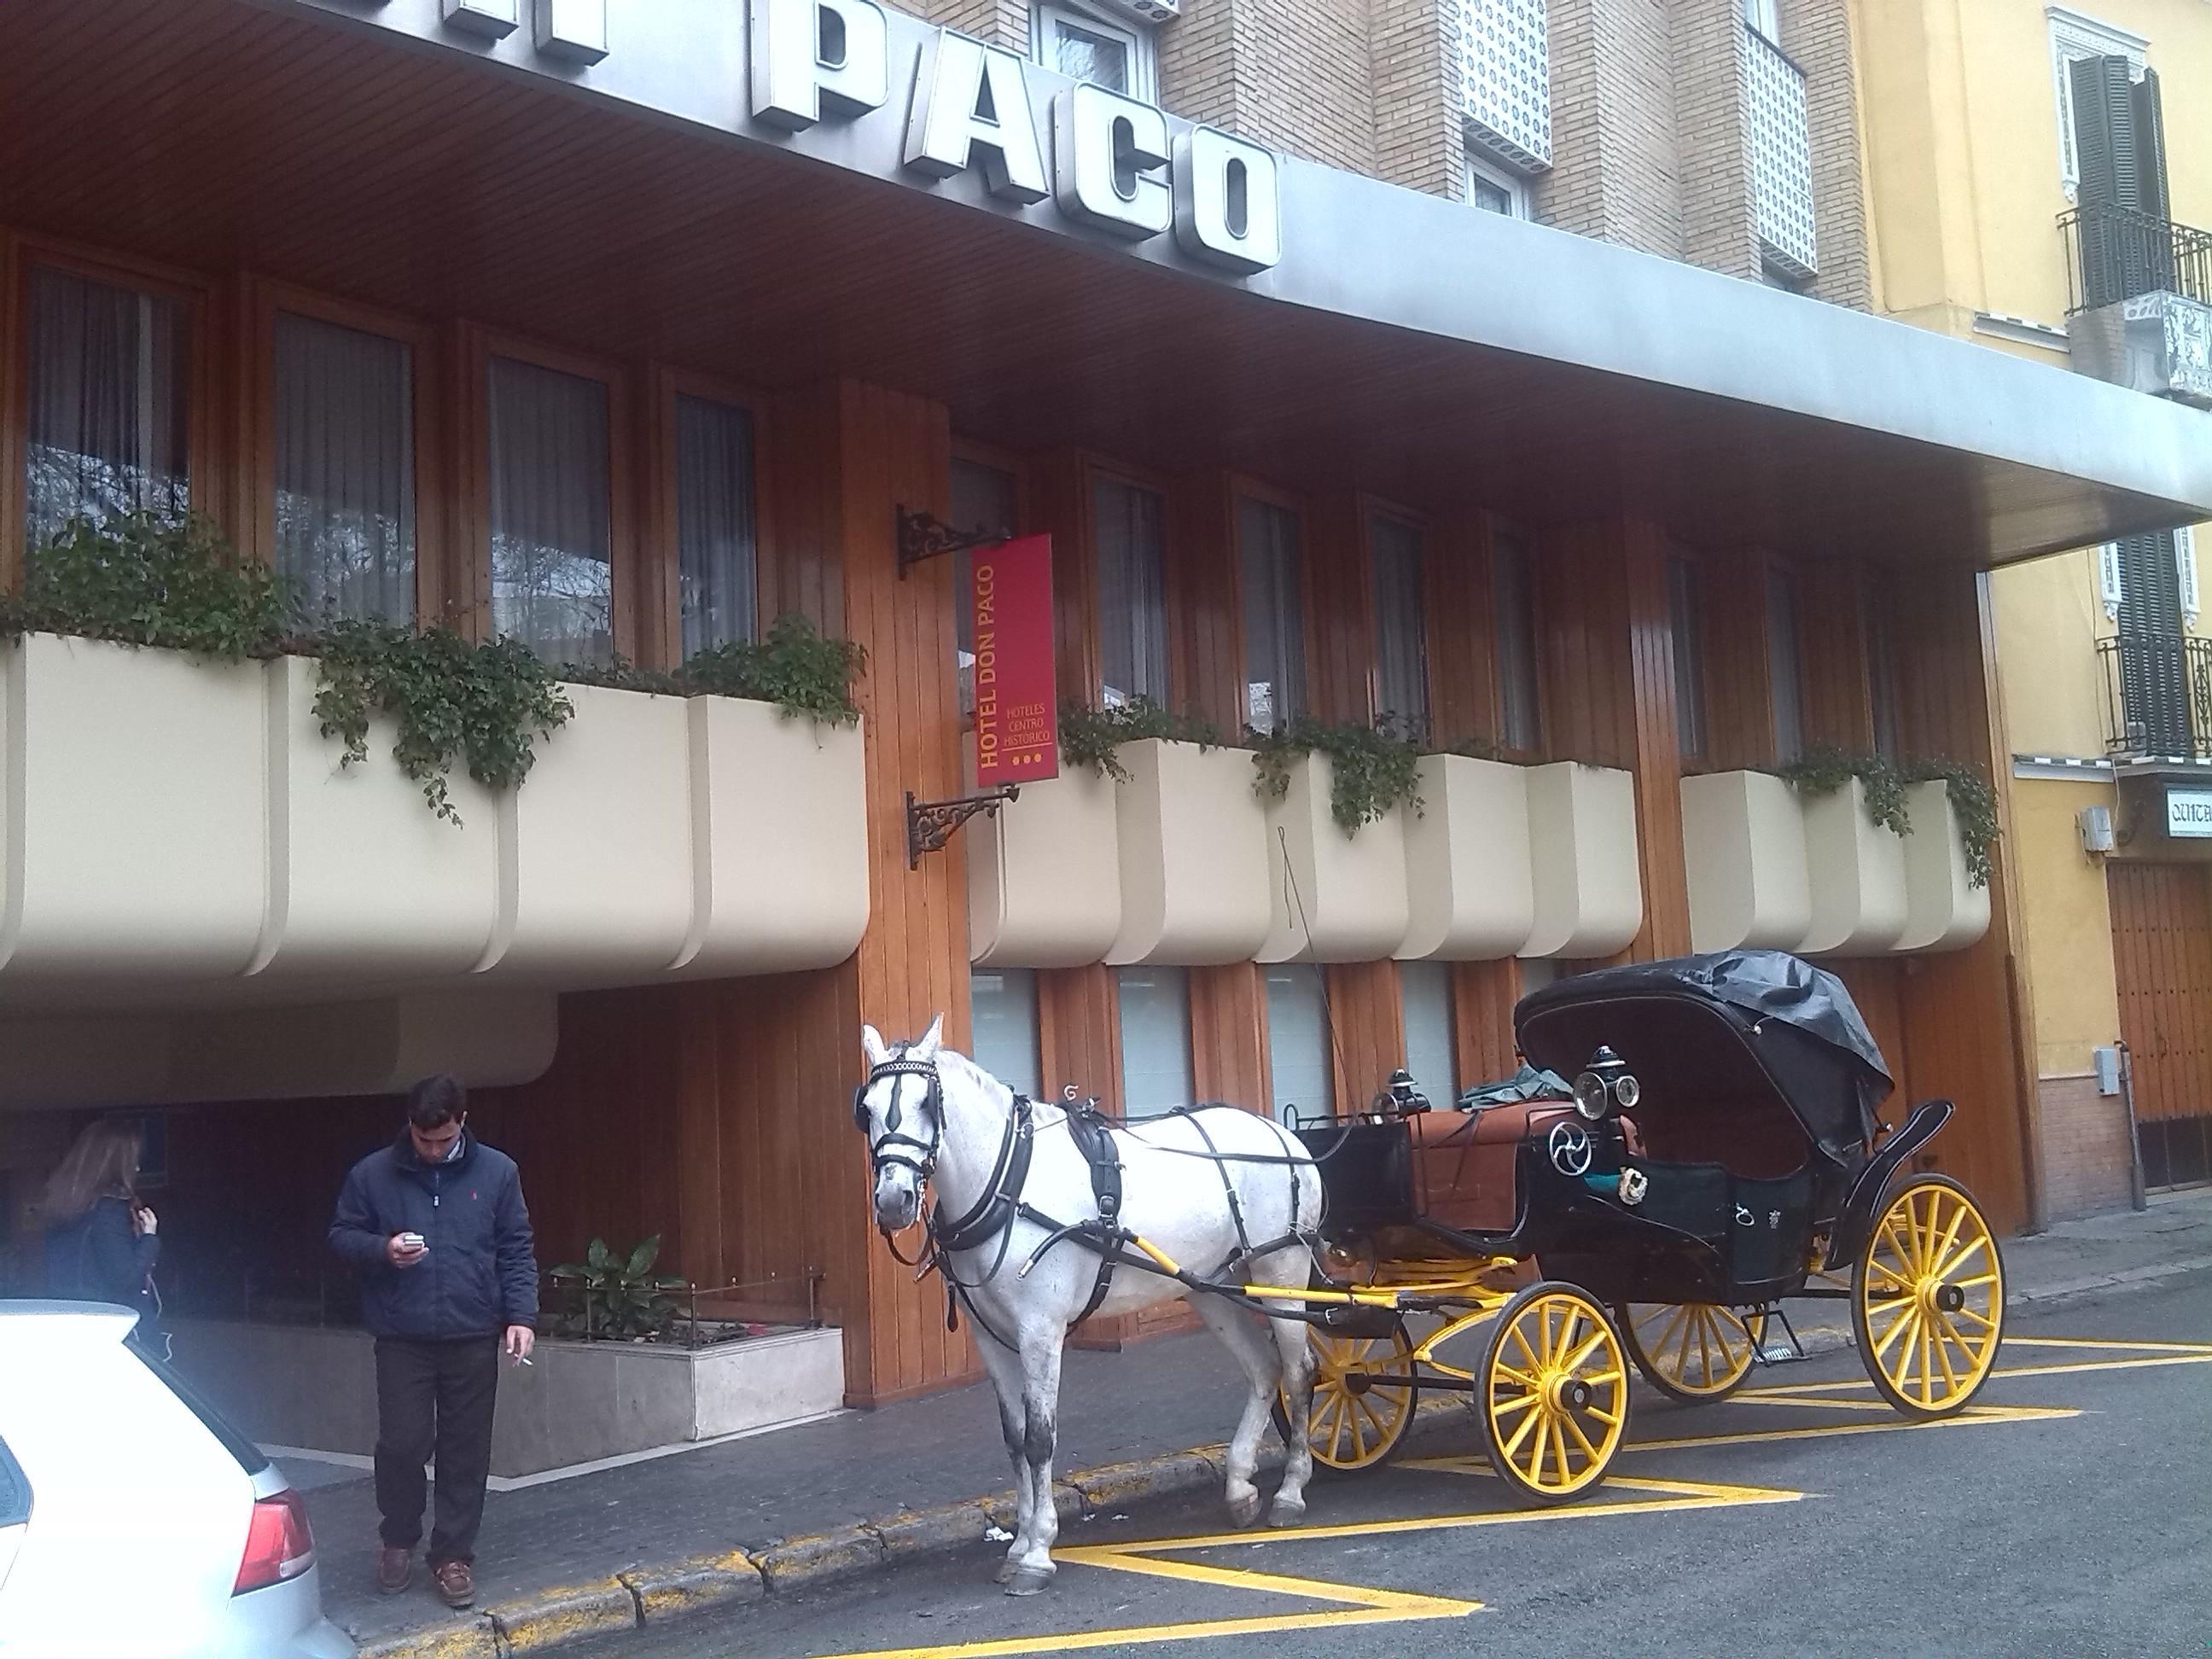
[0,1301,353,1657]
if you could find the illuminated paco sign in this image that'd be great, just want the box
[748,0,1284,274]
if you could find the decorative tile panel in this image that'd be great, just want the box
[1454,0,1551,172]
[1747,25,1818,278]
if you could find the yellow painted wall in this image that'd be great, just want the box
[2008,779,2122,1077]
[1994,549,2110,759]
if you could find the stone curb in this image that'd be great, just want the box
[350,1251,2212,1657]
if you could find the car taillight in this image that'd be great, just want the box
[232,1488,314,1595]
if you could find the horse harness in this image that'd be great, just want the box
[856,1050,1318,1348]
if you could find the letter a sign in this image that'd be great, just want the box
[970,535,1059,786]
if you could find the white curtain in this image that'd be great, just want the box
[488,355,613,666]
[970,968,1043,1097]
[1400,962,1458,1109]
[1239,498,1306,733]
[1266,963,1333,1123]
[1116,966,1194,1118]
[1096,477,1169,707]
[1371,515,1429,733]
[25,266,190,547]
[677,394,757,656]
[275,312,416,625]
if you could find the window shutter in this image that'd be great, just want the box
[2133,67,2170,222]
[2098,543,2125,620]
[2069,55,2131,207]
[2178,526,2199,625]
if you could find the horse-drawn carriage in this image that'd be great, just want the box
[1272,950,2006,1501]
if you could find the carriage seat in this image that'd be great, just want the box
[1409,1100,1581,1232]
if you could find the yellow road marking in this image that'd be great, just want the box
[1624,1404,2078,1452]
[1750,1351,2212,1396]
[2000,1336,2212,1353]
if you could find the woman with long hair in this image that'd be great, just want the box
[42,1121,161,1346]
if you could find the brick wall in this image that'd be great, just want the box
[2037,1073,2137,1220]
[1371,0,1464,196]
[1779,0,1871,308]
[1670,0,1758,278]
[1538,0,1683,258]
[923,0,1028,50]
[1161,0,1378,171]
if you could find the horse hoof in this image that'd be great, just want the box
[992,1558,1017,1586]
[1268,1496,1307,1528]
[1005,1568,1055,1598]
[1227,1492,1264,1529]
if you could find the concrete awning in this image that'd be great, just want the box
[2,0,2204,568]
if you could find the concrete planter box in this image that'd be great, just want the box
[1106,738,1271,966]
[675,697,870,977]
[1680,770,1813,954]
[1397,754,1534,960]
[969,765,1121,967]
[1895,779,1992,953]
[0,633,265,978]
[1256,751,1412,963]
[1799,778,1910,956]
[1522,763,1642,959]
[168,1318,845,1479]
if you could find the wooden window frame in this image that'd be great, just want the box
[1361,494,1432,735]
[243,276,447,630]
[651,364,768,672]
[460,323,638,661]
[3,230,223,588]
[1665,544,1713,771]
[1763,551,1809,763]
[1084,451,1175,710]
[1229,474,1316,734]
[1487,515,1547,761]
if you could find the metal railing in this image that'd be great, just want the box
[2064,201,2212,315]
[2098,633,2212,760]
[1745,25,1818,280]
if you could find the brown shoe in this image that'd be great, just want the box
[375,1545,412,1595]
[433,1558,475,1609]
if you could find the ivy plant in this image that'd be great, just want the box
[0,511,294,659]
[1251,714,1425,834]
[562,614,867,726]
[314,622,573,825]
[1774,744,2000,889]
[1057,697,1225,782]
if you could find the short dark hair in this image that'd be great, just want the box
[407,1074,468,1129]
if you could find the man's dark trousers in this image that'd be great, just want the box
[374,1336,501,1565]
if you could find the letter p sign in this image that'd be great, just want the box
[751,0,889,131]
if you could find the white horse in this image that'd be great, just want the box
[855,1017,1322,1595]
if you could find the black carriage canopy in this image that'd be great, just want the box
[1511,952,1894,1168]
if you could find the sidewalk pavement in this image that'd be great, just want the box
[313,1188,2212,1657]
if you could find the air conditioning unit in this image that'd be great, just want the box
[1083,0,1181,25]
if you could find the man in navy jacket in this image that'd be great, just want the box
[330,1074,538,1610]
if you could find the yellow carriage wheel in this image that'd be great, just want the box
[1278,1320,1420,1473]
[1619,1302,1761,1403]
[1476,1283,1629,1505]
[1853,1175,2005,1420]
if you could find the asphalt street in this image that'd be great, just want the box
[563,1281,2212,1658]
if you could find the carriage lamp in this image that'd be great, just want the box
[1573,1046,1639,1121]
[1382,1068,1430,1116]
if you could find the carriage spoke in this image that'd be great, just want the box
[1933,1234,1989,1280]
[1871,1302,1921,1365]
[1562,1329,1610,1374]
[1490,1389,1542,1419]
[1499,1401,1544,1461]
[1694,1307,1715,1388]
[1550,1419,1573,1487]
[1930,1318,1961,1395]
[1493,1362,1540,1389]
[1562,1411,1603,1465]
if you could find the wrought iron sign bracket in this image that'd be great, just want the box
[907,788,1020,869]
[896,505,1012,578]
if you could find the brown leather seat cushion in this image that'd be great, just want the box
[1406,1103,1575,1233]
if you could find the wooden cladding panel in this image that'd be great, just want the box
[1190,963,1270,1110]
[1697,550,1778,772]
[0,230,20,591]
[1428,512,1501,751]
[1452,959,1525,1089]
[1537,517,1690,961]
[1309,495,1372,725]
[2110,863,2212,1124]
[1028,451,1097,704]
[1039,964,1124,1111]
[1168,474,1241,733]
[1326,960,1406,1110]
[758,380,846,635]
[1800,559,1876,753]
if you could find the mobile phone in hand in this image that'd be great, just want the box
[399,1232,427,1251]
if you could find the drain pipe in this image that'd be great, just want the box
[2117,1040,2149,1213]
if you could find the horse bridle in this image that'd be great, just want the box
[853,1050,946,1187]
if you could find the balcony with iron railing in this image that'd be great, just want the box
[1746,25,1818,280]
[2098,633,2212,761]
[2064,202,2212,407]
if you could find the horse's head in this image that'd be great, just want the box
[855,1016,947,1232]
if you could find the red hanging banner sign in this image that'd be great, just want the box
[971,534,1060,787]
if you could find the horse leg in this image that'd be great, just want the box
[1190,1295,1284,1529]
[1254,1244,1318,1526]
[975,1332,1033,1586]
[1004,1330,1065,1597]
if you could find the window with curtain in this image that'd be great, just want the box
[1400,962,1458,1109]
[1095,475,1169,708]
[1866,583,1901,760]
[25,266,191,548]
[1371,515,1430,735]
[1493,530,1542,752]
[676,394,757,656]
[1767,564,1806,762]
[1116,966,1194,1119]
[1266,963,1333,1123]
[1668,556,1708,761]
[970,968,1043,1098]
[1035,3,1156,100]
[273,312,416,625]
[1239,498,1306,734]
[952,459,1019,719]
[488,355,614,666]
